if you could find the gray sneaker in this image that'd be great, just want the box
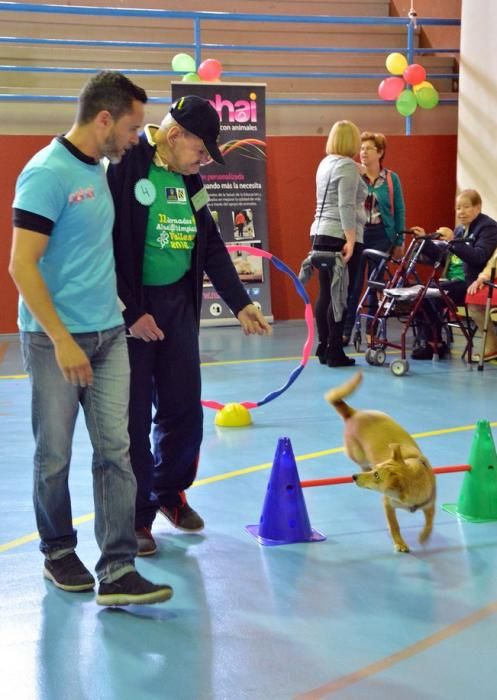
[96,571,173,606]
[43,552,95,592]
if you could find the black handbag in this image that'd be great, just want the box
[309,249,338,270]
[309,160,344,270]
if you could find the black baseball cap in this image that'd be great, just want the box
[170,95,225,165]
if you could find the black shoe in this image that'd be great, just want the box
[315,342,328,364]
[411,344,434,360]
[435,341,449,358]
[327,352,356,367]
[96,571,173,607]
[135,527,157,557]
[43,552,95,592]
[159,502,205,532]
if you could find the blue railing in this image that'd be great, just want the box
[0,2,460,134]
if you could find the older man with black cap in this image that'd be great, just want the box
[107,94,271,555]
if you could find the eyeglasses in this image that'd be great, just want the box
[360,146,378,152]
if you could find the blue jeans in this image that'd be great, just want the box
[21,326,137,582]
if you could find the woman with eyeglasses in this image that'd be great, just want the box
[411,189,497,360]
[342,132,406,346]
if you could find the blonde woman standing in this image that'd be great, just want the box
[309,120,367,367]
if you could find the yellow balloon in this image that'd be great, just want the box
[413,80,434,93]
[386,52,408,76]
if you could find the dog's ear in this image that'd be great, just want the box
[386,471,405,501]
[389,443,403,462]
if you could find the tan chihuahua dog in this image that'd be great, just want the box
[325,371,436,553]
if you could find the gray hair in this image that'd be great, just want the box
[159,113,180,132]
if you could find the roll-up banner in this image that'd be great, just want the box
[171,82,273,325]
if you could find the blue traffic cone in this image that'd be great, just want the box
[443,420,497,522]
[246,437,326,545]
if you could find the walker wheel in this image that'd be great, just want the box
[365,348,375,365]
[353,332,362,352]
[390,359,409,376]
[372,349,386,366]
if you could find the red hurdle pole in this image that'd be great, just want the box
[300,465,471,488]
[432,465,471,475]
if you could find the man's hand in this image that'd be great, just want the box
[237,304,272,336]
[54,336,93,387]
[129,313,165,342]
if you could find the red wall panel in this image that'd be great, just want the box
[0,134,456,332]
[266,134,457,320]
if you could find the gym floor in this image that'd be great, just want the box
[1,321,496,700]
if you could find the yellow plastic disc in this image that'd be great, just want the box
[214,403,253,427]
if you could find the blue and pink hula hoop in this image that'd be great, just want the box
[201,245,314,411]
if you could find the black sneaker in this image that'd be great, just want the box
[96,571,173,607]
[159,502,205,532]
[135,527,157,557]
[43,552,95,592]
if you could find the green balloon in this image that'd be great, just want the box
[395,89,417,116]
[171,53,196,73]
[182,72,200,82]
[416,86,440,109]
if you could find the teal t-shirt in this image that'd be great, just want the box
[13,138,122,333]
[142,165,197,285]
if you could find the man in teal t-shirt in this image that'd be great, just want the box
[10,71,173,606]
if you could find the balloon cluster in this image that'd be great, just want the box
[378,53,439,117]
[171,53,223,82]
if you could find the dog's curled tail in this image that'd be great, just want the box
[324,370,363,420]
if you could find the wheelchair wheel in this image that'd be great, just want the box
[365,348,375,365]
[390,359,409,376]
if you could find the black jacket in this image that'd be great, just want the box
[107,133,251,328]
[422,212,497,286]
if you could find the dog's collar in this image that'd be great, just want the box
[408,488,435,513]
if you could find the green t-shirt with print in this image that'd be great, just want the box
[142,165,197,285]
[446,253,465,282]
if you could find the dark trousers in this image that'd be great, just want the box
[343,242,364,337]
[344,224,391,335]
[127,276,203,529]
[416,279,467,343]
